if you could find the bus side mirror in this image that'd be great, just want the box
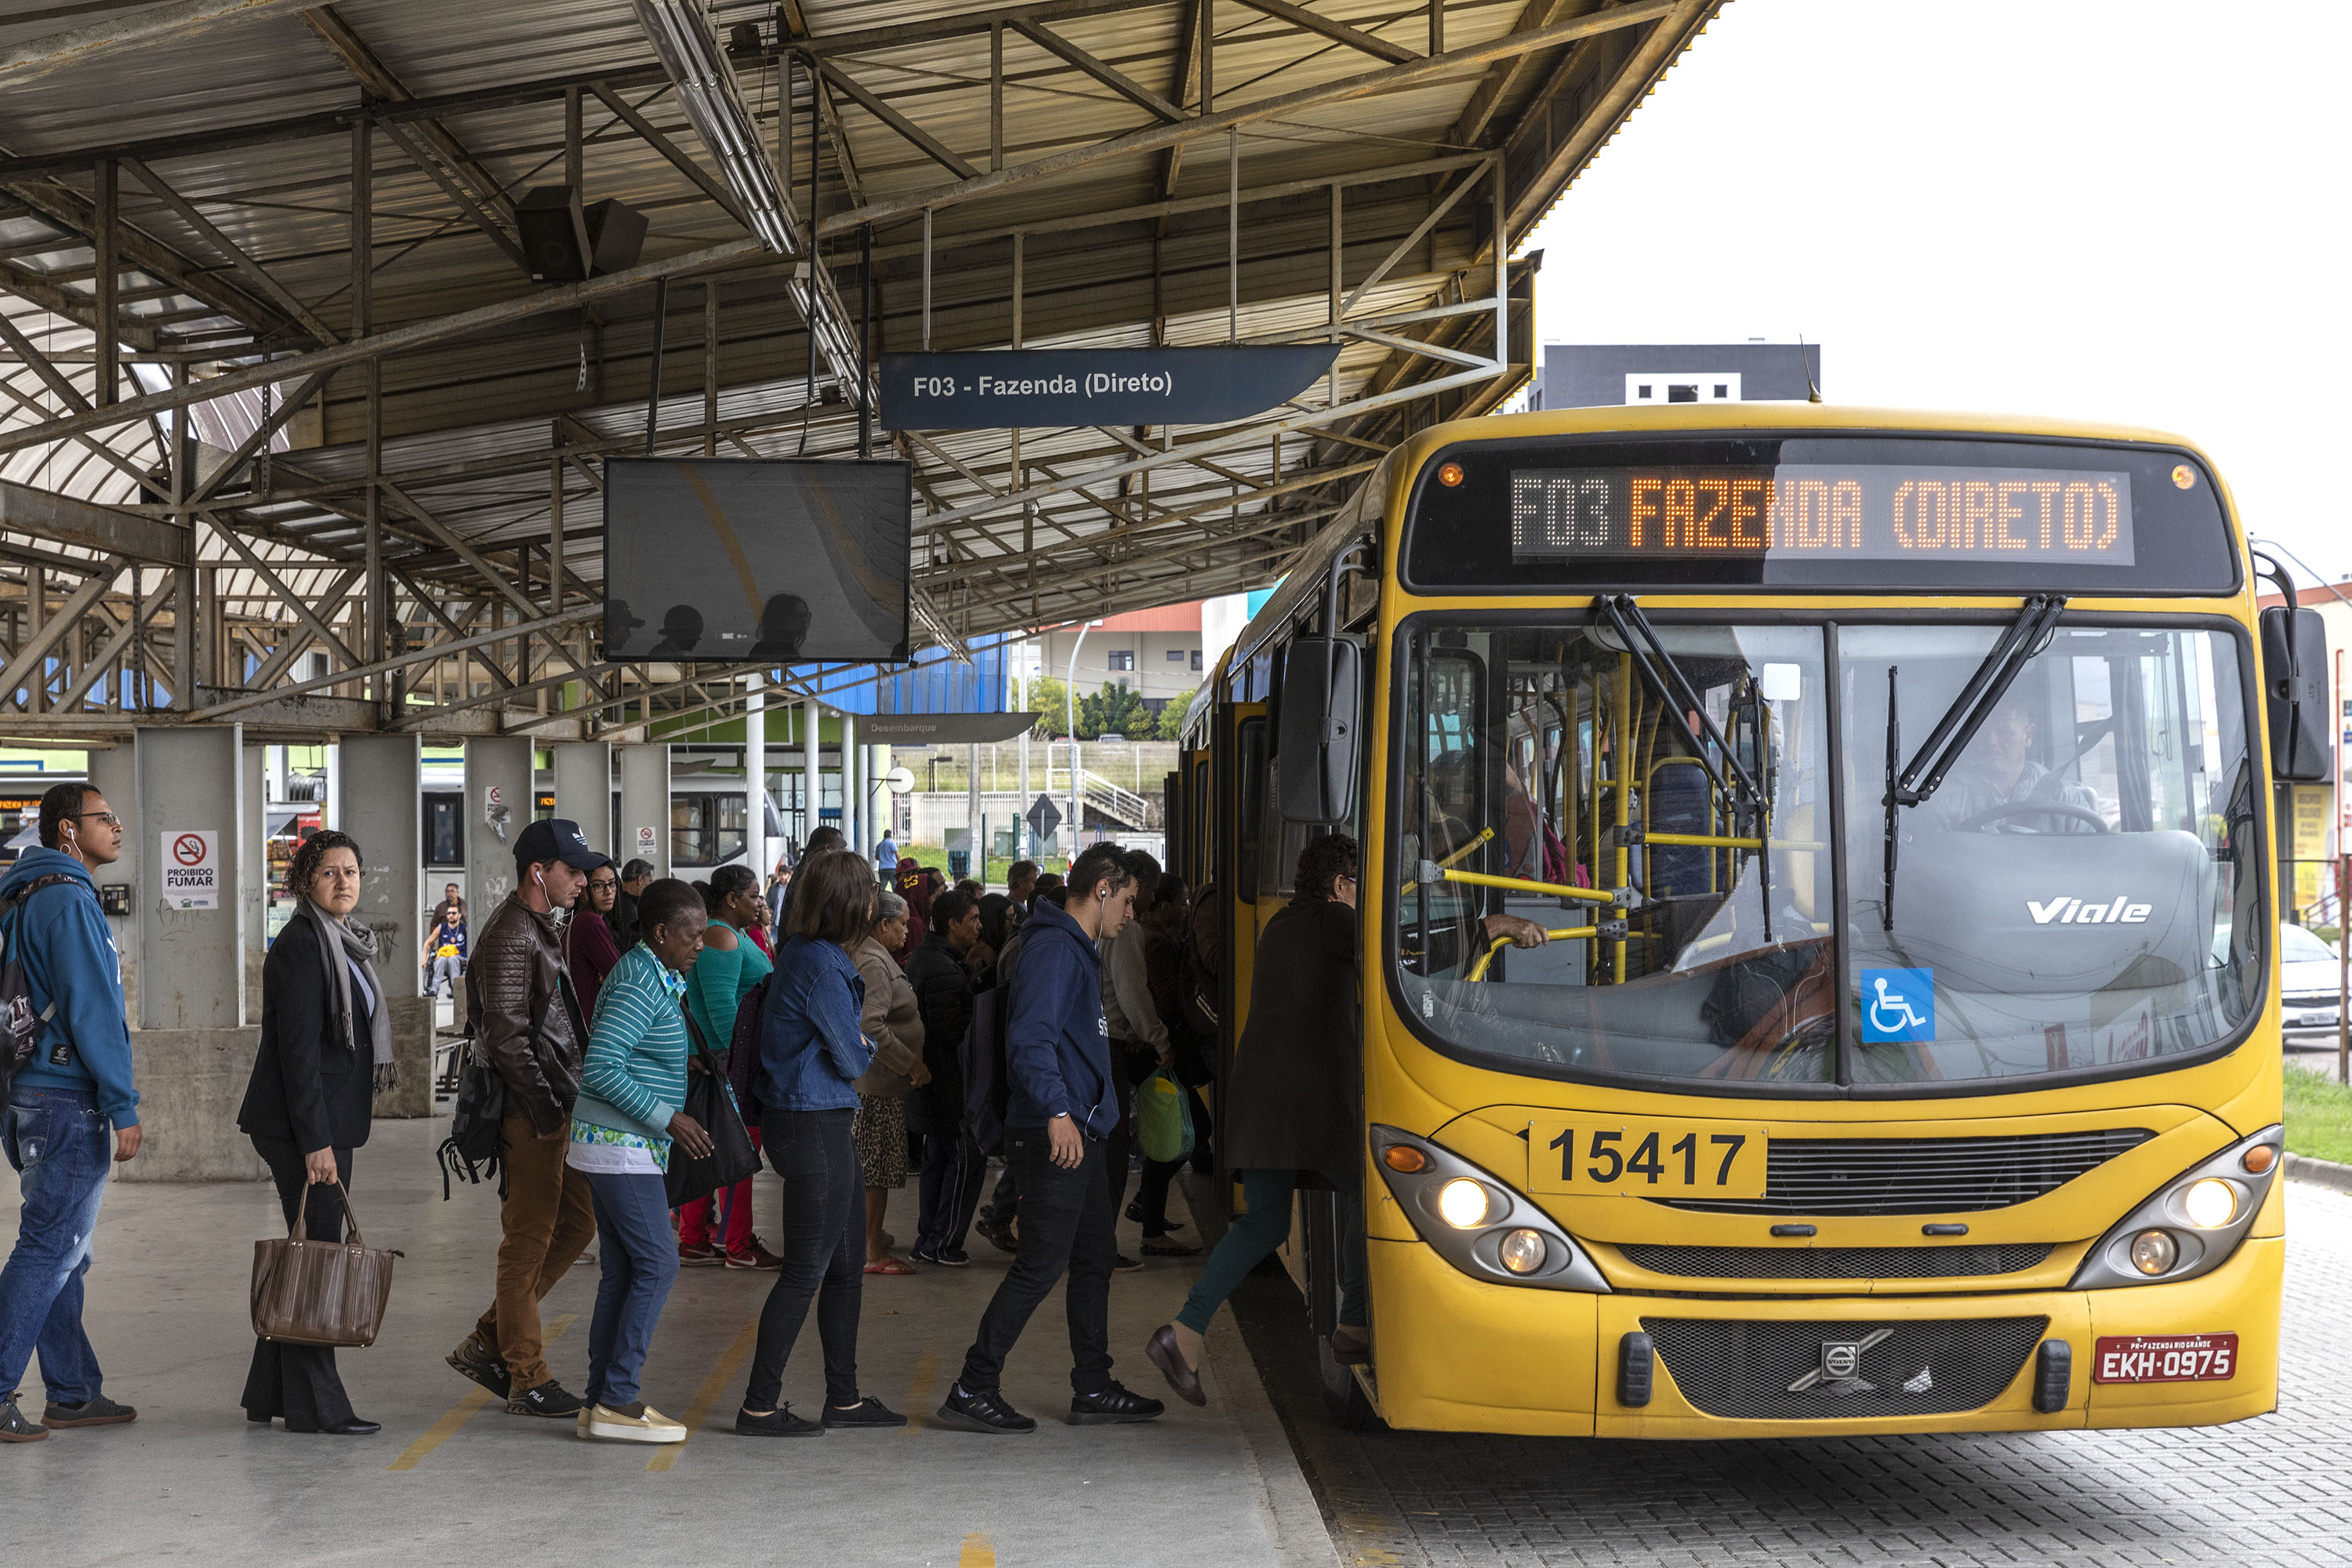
[2260,605,2330,782]
[1277,637,1360,823]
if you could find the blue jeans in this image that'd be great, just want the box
[0,1087,113,1404]
[582,1169,681,1410]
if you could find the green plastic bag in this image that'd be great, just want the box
[1136,1068,1195,1165]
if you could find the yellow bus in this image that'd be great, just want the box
[1173,403,2322,1437]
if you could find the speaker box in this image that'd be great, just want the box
[516,187,647,283]
[517,185,591,283]
[583,198,648,278]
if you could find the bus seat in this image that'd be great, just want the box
[1893,827,2215,995]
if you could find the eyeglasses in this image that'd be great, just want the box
[71,811,120,829]
[588,878,619,891]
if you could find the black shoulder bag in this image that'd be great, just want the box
[665,1002,761,1208]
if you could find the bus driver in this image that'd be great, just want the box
[1924,698,2100,832]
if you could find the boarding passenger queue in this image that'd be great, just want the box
[0,781,1370,1449]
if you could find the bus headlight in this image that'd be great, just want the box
[1437,1179,1497,1229]
[1498,1229,1548,1274]
[2129,1229,2177,1275]
[2071,1124,2280,1290]
[1369,1124,1610,1294]
[2182,1178,2238,1229]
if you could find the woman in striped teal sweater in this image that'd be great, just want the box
[568,878,714,1445]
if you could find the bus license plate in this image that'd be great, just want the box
[1526,1117,1768,1198]
[2092,1333,2238,1383]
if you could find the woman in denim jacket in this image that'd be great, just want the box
[735,851,903,1436]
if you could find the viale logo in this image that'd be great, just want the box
[2026,895,2152,926]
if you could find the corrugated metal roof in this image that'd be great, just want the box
[0,0,1722,736]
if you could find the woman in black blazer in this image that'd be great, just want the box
[236,829,392,1436]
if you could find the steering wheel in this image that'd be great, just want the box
[1951,800,2111,835]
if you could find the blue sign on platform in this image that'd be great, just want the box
[1860,967,1936,1043]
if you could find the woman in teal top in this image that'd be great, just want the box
[569,878,711,1444]
[680,864,778,1267]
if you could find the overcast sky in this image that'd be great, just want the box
[1523,0,2348,586]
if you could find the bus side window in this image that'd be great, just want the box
[1189,757,1210,884]
[1236,717,1268,902]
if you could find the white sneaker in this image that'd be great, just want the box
[583,1403,687,1443]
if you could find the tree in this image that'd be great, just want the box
[1076,681,1148,740]
[1149,686,1200,740]
[1023,675,1071,737]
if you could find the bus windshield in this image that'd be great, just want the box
[1392,618,2261,1090]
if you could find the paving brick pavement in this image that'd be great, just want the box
[1230,1181,2352,1568]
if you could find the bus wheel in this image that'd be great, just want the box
[1316,1334,1381,1431]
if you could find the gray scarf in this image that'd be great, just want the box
[298,898,397,1092]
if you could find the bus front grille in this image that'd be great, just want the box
[1658,1128,2153,1215]
[1619,1243,2053,1279]
[1642,1316,2049,1420]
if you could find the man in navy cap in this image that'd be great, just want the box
[445,818,612,1421]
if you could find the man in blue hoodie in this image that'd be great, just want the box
[0,782,140,1443]
[938,845,1165,1435]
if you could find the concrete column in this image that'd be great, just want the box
[967,742,982,883]
[242,742,266,1008]
[745,671,766,880]
[87,742,139,1023]
[553,741,613,858]
[803,699,820,843]
[465,736,533,909]
[340,734,434,1116]
[129,724,261,1181]
[617,742,670,879]
[842,713,858,855]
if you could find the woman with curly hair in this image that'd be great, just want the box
[1142,833,1370,1408]
[235,829,394,1435]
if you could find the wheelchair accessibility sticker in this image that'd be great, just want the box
[1860,968,1935,1043]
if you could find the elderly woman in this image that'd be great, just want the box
[851,887,930,1275]
[571,877,713,1443]
[737,851,904,1436]
[236,829,394,1436]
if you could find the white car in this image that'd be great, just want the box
[2278,922,2344,1031]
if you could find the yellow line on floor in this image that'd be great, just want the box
[646,1310,762,1472]
[900,1345,941,1434]
[958,1534,996,1567]
[387,1313,576,1472]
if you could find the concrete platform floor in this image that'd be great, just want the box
[0,1119,1335,1568]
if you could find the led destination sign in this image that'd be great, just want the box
[1508,464,2135,565]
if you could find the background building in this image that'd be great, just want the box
[1529,342,1824,409]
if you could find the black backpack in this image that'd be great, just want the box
[0,873,79,1098]
[724,971,773,1125]
[962,925,1033,1156]
[437,976,579,1200]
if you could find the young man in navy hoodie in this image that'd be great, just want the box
[938,845,1165,1434]
[0,782,140,1443]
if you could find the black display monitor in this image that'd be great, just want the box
[602,457,912,662]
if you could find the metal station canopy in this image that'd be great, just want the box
[0,0,1721,742]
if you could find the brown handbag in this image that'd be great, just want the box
[249,1181,400,1348]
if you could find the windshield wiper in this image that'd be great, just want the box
[1595,594,1777,941]
[1879,593,2067,929]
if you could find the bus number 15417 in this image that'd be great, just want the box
[1525,1117,1769,1198]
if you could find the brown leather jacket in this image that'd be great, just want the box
[465,892,583,1137]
